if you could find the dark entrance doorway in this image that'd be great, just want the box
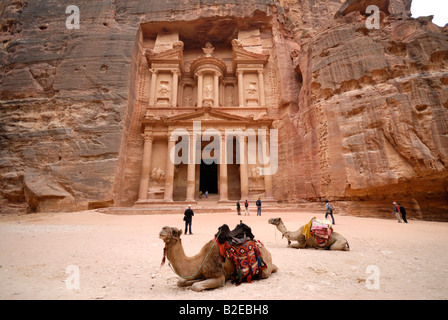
[199,159,218,194]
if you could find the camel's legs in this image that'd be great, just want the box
[261,264,278,278]
[191,276,225,292]
[289,241,306,249]
[177,278,203,287]
[329,240,350,251]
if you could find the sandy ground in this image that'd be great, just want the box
[0,209,447,300]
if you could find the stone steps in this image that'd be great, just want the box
[98,202,322,215]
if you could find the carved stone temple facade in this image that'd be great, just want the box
[115,21,281,206]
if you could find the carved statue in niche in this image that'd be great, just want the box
[202,42,215,57]
[158,81,170,98]
[247,81,257,96]
[184,95,193,107]
[246,80,259,106]
[226,95,233,106]
[204,84,213,99]
[150,167,165,183]
[250,166,263,180]
[156,80,171,105]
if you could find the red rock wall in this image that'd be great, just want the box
[280,6,448,220]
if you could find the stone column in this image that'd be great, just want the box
[219,134,228,201]
[257,70,266,107]
[186,133,197,202]
[171,69,180,108]
[214,73,219,107]
[163,135,177,202]
[196,72,203,108]
[260,131,274,200]
[138,131,153,201]
[237,70,244,107]
[149,69,158,107]
[239,134,249,199]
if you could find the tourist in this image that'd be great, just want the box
[205,190,208,198]
[256,198,262,216]
[236,200,241,215]
[398,203,408,223]
[324,200,335,224]
[392,201,404,223]
[183,204,194,235]
[244,199,249,215]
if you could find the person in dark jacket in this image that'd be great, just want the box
[256,198,262,216]
[398,203,408,223]
[183,205,194,235]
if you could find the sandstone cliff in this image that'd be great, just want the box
[1,0,447,220]
[278,1,448,220]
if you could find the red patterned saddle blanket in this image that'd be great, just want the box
[311,219,333,247]
[217,239,266,285]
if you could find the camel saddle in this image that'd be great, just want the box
[311,218,333,247]
[215,223,266,285]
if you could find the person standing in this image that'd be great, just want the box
[236,201,241,215]
[183,204,194,235]
[325,200,335,224]
[392,201,403,223]
[244,199,249,215]
[256,198,262,216]
[398,203,408,223]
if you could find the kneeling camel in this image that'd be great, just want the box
[268,217,350,251]
[159,225,278,291]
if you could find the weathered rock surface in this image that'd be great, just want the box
[0,0,447,219]
[280,6,448,220]
[23,171,75,212]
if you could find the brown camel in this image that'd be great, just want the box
[159,225,278,291]
[268,217,350,251]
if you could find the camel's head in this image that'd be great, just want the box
[215,224,231,243]
[268,217,282,226]
[159,226,182,244]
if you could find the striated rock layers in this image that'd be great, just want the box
[281,1,448,220]
[0,0,447,220]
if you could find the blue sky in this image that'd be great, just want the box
[411,0,448,26]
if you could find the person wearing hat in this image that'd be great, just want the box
[183,204,194,235]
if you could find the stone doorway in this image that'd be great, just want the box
[199,159,218,195]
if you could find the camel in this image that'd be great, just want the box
[268,217,350,251]
[159,224,278,291]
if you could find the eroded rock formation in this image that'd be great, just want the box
[0,0,447,220]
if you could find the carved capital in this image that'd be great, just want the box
[149,68,159,75]
[171,68,181,76]
[142,131,153,142]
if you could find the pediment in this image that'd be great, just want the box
[165,107,251,124]
[144,41,184,68]
[232,39,269,67]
